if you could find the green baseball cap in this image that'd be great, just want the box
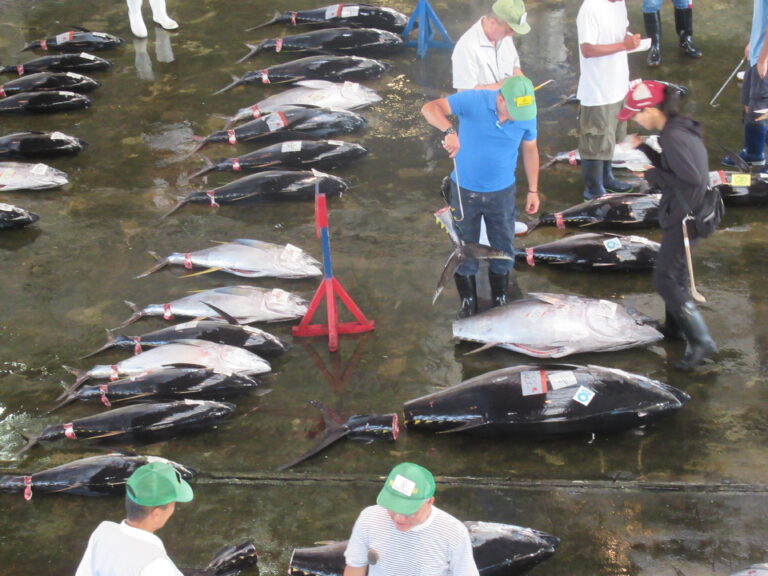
[376,462,435,515]
[492,0,530,35]
[501,76,537,122]
[126,462,194,507]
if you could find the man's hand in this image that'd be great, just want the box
[623,33,642,52]
[442,133,460,158]
[525,192,540,214]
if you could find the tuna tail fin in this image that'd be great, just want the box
[42,393,76,416]
[14,430,40,458]
[433,249,461,305]
[160,193,193,219]
[541,154,558,169]
[78,328,118,359]
[213,74,243,96]
[236,42,265,64]
[244,11,283,32]
[111,301,144,330]
[183,134,209,160]
[57,366,90,399]
[276,401,350,471]
[134,250,169,278]
[18,41,39,53]
[188,155,216,180]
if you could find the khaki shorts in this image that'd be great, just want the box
[578,101,627,160]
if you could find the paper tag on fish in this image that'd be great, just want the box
[708,170,725,187]
[265,111,288,132]
[596,300,618,318]
[50,131,68,140]
[269,289,289,304]
[731,173,752,187]
[629,235,650,245]
[572,385,596,406]
[66,72,80,79]
[520,370,547,396]
[55,31,75,44]
[31,163,49,176]
[0,168,15,179]
[281,243,303,263]
[174,320,199,331]
[602,238,622,252]
[325,4,342,18]
[80,52,97,60]
[281,141,302,153]
[340,5,360,17]
[327,140,343,146]
[548,371,578,390]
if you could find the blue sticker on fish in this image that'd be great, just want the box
[573,385,596,406]
[602,237,622,252]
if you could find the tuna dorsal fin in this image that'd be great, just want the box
[527,292,565,306]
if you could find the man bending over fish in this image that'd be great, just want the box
[421,76,541,317]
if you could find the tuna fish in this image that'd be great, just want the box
[136,238,322,279]
[0,71,100,96]
[21,28,125,52]
[289,521,559,576]
[0,453,196,499]
[543,136,659,171]
[0,203,39,228]
[247,4,409,33]
[278,401,399,470]
[233,80,381,115]
[516,233,659,271]
[50,368,262,413]
[238,27,403,62]
[64,339,271,390]
[17,400,235,454]
[0,162,68,191]
[201,541,259,575]
[0,131,87,158]
[163,170,349,218]
[534,193,661,231]
[710,170,768,206]
[215,55,388,94]
[0,53,112,75]
[404,364,689,436]
[729,565,768,576]
[198,106,367,151]
[452,292,664,357]
[117,285,309,327]
[0,90,92,113]
[189,139,368,179]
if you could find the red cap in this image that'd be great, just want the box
[617,80,666,121]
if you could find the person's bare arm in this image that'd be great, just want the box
[580,33,641,58]
[344,566,367,576]
[521,139,540,214]
[421,98,460,158]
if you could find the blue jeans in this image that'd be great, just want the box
[643,0,691,12]
[450,180,516,276]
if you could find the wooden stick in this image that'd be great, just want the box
[682,217,706,302]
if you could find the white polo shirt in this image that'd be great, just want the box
[452,18,521,90]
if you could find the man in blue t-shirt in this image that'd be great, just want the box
[421,76,541,317]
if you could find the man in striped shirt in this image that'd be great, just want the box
[343,462,479,576]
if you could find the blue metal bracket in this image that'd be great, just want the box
[402,0,454,59]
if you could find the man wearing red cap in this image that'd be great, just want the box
[343,462,479,576]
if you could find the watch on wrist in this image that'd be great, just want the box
[442,126,456,136]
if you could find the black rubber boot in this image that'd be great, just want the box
[603,161,633,193]
[674,8,702,59]
[488,271,510,307]
[661,307,685,341]
[674,301,718,370]
[580,159,607,201]
[454,274,477,318]
[644,11,662,67]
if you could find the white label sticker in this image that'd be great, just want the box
[281,141,302,153]
[327,139,343,146]
[265,112,287,132]
[55,32,72,44]
[708,171,724,187]
[49,131,68,141]
[390,474,416,496]
[573,385,596,406]
[0,168,15,179]
[81,52,97,60]
[548,371,578,390]
[602,238,622,252]
[520,370,547,395]
[281,243,303,263]
[31,163,48,176]
[340,5,360,17]
[269,289,289,304]
[596,300,618,318]
[628,235,650,245]
[325,4,341,18]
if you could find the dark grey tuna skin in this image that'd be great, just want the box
[239,27,403,62]
[49,368,261,413]
[403,364,689,437]
[191,140,368,178]
[0,53,112,75]
[714,179,768,206]
[21,29,124,53]
[19,400,235,454]
[289,521,559,576]
[535,193,661,230]
[0,90,92,114]
[0,203,39,228]
[216,55,389,93]
[516,232,659,271]
[0,72,100,96]
[200,541,259,575]
[248,4,409,33]
[0,453,196,498]
[0,131,87,158]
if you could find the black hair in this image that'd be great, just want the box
[659,86,682,119]
[125,496,171,521]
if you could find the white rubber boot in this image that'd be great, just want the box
[149,0,179,30]
[127,0,148,38]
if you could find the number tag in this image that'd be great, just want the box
[548,371,578,390]
[281,141,302,153]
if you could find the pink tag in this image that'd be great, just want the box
[99,385,112,407]
[0,87,5,98]
[290,11,297,25]
[206,190,220,208]
[336,4,345,16]
[40,39,48,51]
[275,38,283,52]
[567,150,577,165]
[23,476,32,501]
[227,129,237,145]
[250,105,261,119]
[133,336,142,355]
[260,70,270,84]
[232,158,241,171]
[163,302,173,320]
[16,65,24,76]
[63,422,76,439]
[183,253,193,269]
[109,365,119,380]
[526,247,535,266]
[555,212,565,230]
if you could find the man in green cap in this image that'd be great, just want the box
[343,462,478,576]
[421,76,541,317]
[75,461,194,576]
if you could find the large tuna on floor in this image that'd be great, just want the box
[452,293,663,357]
[20,28,124,52]
[535,193,660,230]
[711,171,768,206]
[404,364,689,437]
[0,203,39,228]
[0,90,91,113]
[543,136,658,171]
[247,4,409,33]
[0,53,112,75]
[0,162,68,191]
[289,521,559,576]
[0,131,87,158]
[0,453,195,499]
[0,71,100,96]
[516,233,659,271]
[228,80,381,115]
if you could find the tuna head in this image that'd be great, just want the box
[465,521,560,576]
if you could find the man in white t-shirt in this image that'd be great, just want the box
[343,462,479,576]
[451,0,530,91]
[576,0,641,200]
[76,462,194,576]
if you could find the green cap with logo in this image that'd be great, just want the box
[126,462,194,507]
[501,76,537,122]
[492,0,530,35]
[376,462,436,515]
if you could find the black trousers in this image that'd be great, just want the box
[653,220,698,311]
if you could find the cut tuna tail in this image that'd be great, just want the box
[244,11,283,32]
[237,42,266,64]
[79,328,118,359]
[160,193,193,219]
[14,429,39,458]
[112,300,145,330]
[541,154,558,169]
[433,243,513,304]
[43,392,77,415]
[183,134,209,160]
[58,365,91,399]
[19,41,41,53]
[188,155,216,179]
[134,250,169,279]
[213,74,244,96]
